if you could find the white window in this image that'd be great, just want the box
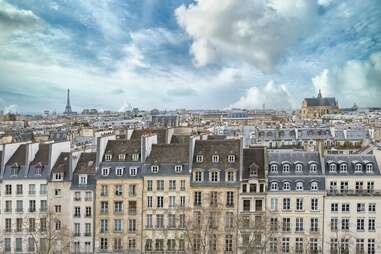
[79,174,87,184]
[271,198,278,211]
[270,164,278,173]
[283,182,291,191]
[366,163,373,173]
[132,153,139,161]
[212,155,219,163]
[355,163,363,173]
[129,167,137,176]
[210,171,219,182]
[296,182,304,191]
[105,154,112,161]
[340,163,347,173]
[194,171,203,182]
[151,165,159,173]
[196,155,203,162]
[282,164,290,173]
[101,168,110,176]
[295,164,303,173]
[226,171,235,182]
[116,167,124,176]
[311,182,319,191]
[309,164,317,173]
[118,154,125,160]
[228,155,235,163]
[270,182,278,191]
[175,165,183,173]
[54,173,63,180]
[329,163,337,173]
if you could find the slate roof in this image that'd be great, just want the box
[30,144,50,165]
[170,135,190,144]
[268,151,322,175]
[304,97,337,107]
[51,152,71,180]
[6,144,27,166]
[146,144,189,164]
[193,139,240,169]
[98,161,143,179]
[242,147,266,179]
[324,154,380,175]
[104,139,141,161]
[74,152,96,174]
[130,128,168,144]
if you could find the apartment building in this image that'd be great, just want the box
[324,154,381,254]
[70,152,97,253]
[142,143,191,253]
[95,138,144,253]
[238,146,267,253]
[267,151,325,254]
[190,139,241,253]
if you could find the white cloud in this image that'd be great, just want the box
[312,52,381,107]
[229,81,292,109]
[176,0,320,72]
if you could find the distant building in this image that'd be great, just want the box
[300,90,339,119]
[64,89,73,115]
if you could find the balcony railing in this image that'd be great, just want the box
[327,190,381,196]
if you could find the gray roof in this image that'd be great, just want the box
[98,161,144,179]
[104,139,141,161]
[74,152,96,174]
[324,154,380,175]
[142,163,190,176]
[268,176,326,192]
[170,135,190,144]
[146,144,189,164]
[51,152,71,181]
[242,147,266,179]
[6,144,27,166]
[304,97,337,107]
[130,128,168,144]
[268,151,322,175]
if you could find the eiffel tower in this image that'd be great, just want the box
[64,89,73,115]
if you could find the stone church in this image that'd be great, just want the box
[300,90,339,119]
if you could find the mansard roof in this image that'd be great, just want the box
[304,97,337,107]
[51,152,71,179]
[74,152,96,174]
[324,154,380,175]
[242,147,266,179]
[104,139,141,161]
[146,144,189,164]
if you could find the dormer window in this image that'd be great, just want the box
[210,171,219,182]
[311,182,319,191]
[105,154,112,161]
[196,155,203,162]
[101,167,110,176]
[35,167,42,175]
[151,165,159,173]
[354,164,363,173]
[296,182,304,191]
[282,164,290,173]
[309,164,317,173]
[228,155,235,163]
[270,182,278,191]
[175,165,183,173]
[270,164,278,173]
[249,166,258,176]
[54,173,63,181]
[129,167,137,176]
[116,167,124,176]
[11,164,19,176]
[283,182,291,191]
[118,154,125,160]
[132,153,139,161]
[295,164,303,173]
[194,170,203,182]
[79,174,87,185]
[339,164,347,173]
[329,164,337,173]
[366,164,373,173]
[226,171,235,182]
[212,155,219,163]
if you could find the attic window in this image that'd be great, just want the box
[228,155,235,163]
[101,168,110,176]
[132,153,139,161]
[354,164,362,173]
[329,164,336,173]
[54,173,63,180]
[249,166,257,177]
[79,174,87,185]
[196,155,203,163]
[270,164,278,173]
[116,167,124,176]
[212,155,219,163]
[339,164,347,173]
[105,154,112,161]
[88,161,94,167]
[118,154,125,160]
[366,164,373,173]
[130,167,138,176]
[151,165,159,173]
[295,164,303,173]
[175,165,183,173]
[309,164,317,173]
[11,164,19,176]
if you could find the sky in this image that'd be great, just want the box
[0,0,380,113]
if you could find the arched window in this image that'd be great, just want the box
[310,164,317,173]
[354,164,362,173]
[296,182,304,191]
[283,182,291,191]
[340,164,348,173]
[329,164,336,173]
[311,182,319,191]
[295,164,303,173]
[366,164,373,173]
[270,182,278,191]
[270,164,278,173]
[282,164,290,173]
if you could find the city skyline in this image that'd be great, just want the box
[0,0,380,113]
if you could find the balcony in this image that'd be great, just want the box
[84,232,92,237]
[73,197,81,201]
[128,208,137,215]
[327,190,381,196]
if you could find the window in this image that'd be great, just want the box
[340,163,348,173]
[100,185,108,196]
[101,167,110,176]
[283,198,290,210]
[40,218,47,232]
[340,181,349,192]
[175,165,182,172]
[228,155,235,163]
[357,203,365,212]
[330,181,337,192]
[282,238,290,253]
[16,184,23,194]
[132,153,139,161]
[310,163,317,173]
[118,154,125,160]
[296,182,304,191]
[100,219,108,233]
[145,239,153,251]
[270,182,278,191]
[271,198,278,211]
[146,214,153,228]
[309,238,318,253]
[115,185,123,196]
[367,181,374,193]
[310,218,319,232]
[116,167,124,176]
[180,180,186,191]
[74,206,81,217]
[128,219,136,232]
[168,214,176,228]
[16,200,23,212]
[16,238,22,252]
[169,196,176,208]
[355,163,363,173]
[212,155,219,163]
[369,203,376,212]
[225,235,233,252]
[366,163,373,173]
[105,154,112,161]
[40,184,47,194]
[295,238,304,253]
[29,218,36,232]
[368,218,375,231]
[270,164,278,173]
[331,218,338,231]
[86,207,92,217]
[329,163,337,173]
[147,180,152,191]
[79,174,87,184]
[342,203,350,212]
[29,184,36,194]
[310,182,319,191]
[100,238,108,250]
[227,171,235,182]
[295,218,304,232]
[28,238,35,252]
[210,171,219,182]
[5,184,12,195]
[29,200,36,212]
[129,185,136,197]
[356,181,364,192]
[283,182,291,191]
[5,200,12,212]
[180,196,186,207]
[270,238,278,252]
[311,198,319,211]
[114,201,123,213]
[40,200,47,212]
[226,191,234,207]
[114,238,122,251]
[282,164,290,173]
[54,173,63,180]
[331,203,338,212]
[194,171,203,182]
[151,165,159,173]
[101,201,108,213]
[156,214,164,228]
[196,155,203,162]
[194,192,202,206]
[368,239,375,254]
[295,164,303,173]
[341,218,350,230]
[129,167,137,176]
[147,196,152,208]
[55,205,61,213]
[243,200,251,212]
[157,180,164,191]
[296,198,304,211]
[357,218,365,231]
[157,196,164,208]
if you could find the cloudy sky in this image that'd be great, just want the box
[0,0,380,113]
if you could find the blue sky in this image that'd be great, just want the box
[0,0,380,113]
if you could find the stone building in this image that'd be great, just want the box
[300,90,339,120]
